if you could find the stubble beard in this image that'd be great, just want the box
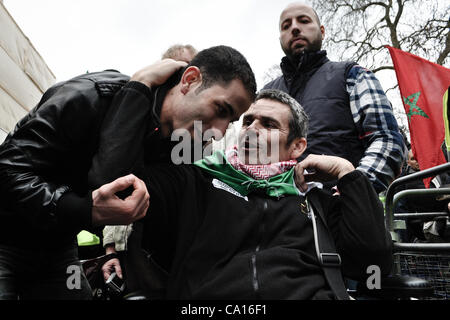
[282,33,323,63]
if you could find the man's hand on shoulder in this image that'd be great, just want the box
[91,174,149,226]
[294,154,355,192]
[131,59,188,88]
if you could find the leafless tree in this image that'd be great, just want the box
[312,0,449,70]
[262,64,283,85]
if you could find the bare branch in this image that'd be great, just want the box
[393,0,405,26]
[314,0,447,67]
[386,83,399,94]
[437,19,450,65]
[372,65,395,73]
[356,1,389,11]
[384,0,401,48]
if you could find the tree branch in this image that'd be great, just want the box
[386,83,399,94]
[437,19,450,65]
[372,65,395,73]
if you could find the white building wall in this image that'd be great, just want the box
[0,2,55,143]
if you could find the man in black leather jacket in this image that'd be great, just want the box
[0,45,256,299]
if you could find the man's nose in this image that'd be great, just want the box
[291,20,301,36]
[245,121,262,137]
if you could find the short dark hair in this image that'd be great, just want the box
[189,46,257,101]
[256,89,309,145]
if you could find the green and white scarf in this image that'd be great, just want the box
[194,150,301,198]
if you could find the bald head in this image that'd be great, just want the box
[279,2,324,60]
[162,44,198,63]
[280,2,321,29]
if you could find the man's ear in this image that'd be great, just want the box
[290,137,307,159]
[180,66,202,94]
[320,25,325,40]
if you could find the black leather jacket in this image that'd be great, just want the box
[0,70,159,248]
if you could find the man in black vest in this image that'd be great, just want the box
[264,2,406,193]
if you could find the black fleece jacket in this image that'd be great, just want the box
[142,164,393,300]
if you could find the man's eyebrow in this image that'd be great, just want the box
[281,14,311,26]
[261,115,281,127]
[296,14,312,21]
[280,17,290,27]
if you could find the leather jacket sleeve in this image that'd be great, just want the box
[88,81,153,189]
[0,77,101,233]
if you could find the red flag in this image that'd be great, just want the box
[387,46,450,187]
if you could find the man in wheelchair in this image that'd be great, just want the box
[101,89,393,300]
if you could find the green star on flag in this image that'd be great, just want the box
[403,92,429,123]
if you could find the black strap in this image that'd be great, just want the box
[306,189,350,300]
[124,221,168,298]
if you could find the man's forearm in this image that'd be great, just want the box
[88,81,153,189]
[356,130,406,192]
[347,65,406,192]
[333,171,393,279]
[0,165,92,232]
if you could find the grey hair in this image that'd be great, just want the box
[162,44,198,61]
[256,89,309,144]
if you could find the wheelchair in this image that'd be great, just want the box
[353,162,450,300]
[81,163,450,300]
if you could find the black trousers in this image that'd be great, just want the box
[121,222,168,299]
[0,242,92,300]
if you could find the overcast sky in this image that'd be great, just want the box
[4,0,308,89]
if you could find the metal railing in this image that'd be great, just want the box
[384,162,450,299]
[385,162,450,252]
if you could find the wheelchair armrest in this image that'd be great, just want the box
[356,275,434,299]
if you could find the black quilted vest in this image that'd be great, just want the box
[264,51,365,167]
